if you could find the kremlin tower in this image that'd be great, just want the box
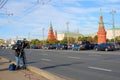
[47,22,57,41]
[97,9,107,44]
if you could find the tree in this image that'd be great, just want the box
[69,37,75,44]
[0,39,5,45]
[93,35,98,44]
[78,36,84,42]
[30,39,41,45]
[60,37,67,44]
[46,39,59,44]
[115,36,120,43]
[87,36,93,43]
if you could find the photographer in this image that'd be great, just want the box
[13,38,28,70]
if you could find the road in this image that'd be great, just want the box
[0,49,120,80]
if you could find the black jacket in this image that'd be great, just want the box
[14,44,24,57]
[14,40,29,57]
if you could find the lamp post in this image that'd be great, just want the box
[66,22,69,44]
[28,32,30,41]
[42,28,44,44]
[110,10,116,44]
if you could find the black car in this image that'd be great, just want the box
[56,44,68,50]
[43,44,57,49]
[80,40,91,50]
[94,43,115,51]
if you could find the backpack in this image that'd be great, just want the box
[8,63,16,71]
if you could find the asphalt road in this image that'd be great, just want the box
[0,49,120,80]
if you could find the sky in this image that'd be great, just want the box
[0,0,120,40]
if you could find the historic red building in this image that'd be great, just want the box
[47,23,57,41]
[97,10,107,44]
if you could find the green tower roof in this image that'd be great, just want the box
[99,9,104,27]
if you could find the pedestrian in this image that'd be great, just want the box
[14,38,28,70]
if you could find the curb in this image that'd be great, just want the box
[0,57,11,62]
[0,57,65,80]
[27,66,66,80]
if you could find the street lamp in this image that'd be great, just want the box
[110,10,116,44]
[42,28,44,44]
[66,22,69,44]
[28,32,30,41]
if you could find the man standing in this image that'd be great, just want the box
[14,38,28,69]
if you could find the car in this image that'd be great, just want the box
[89,43,97,49]
[94,43,115,51]
[43,44,57,49]
[67,44,72,50]
[80,40,91,50]
[72,44,81,51]
[11,44,17,50]
[31,45,41,49]
[56,44,68,50]
[113,43,120,50]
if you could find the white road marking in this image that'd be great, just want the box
[41,58,51,61]
[68,56,80,59]
[88,66,112,72]
[41,54,48,56]
[88,54,101,56]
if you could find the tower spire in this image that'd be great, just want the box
[47,22,57,41]
[99,8,104,26]
[50,22,53,30]
[97,9,106,44]
[50,22,52,27]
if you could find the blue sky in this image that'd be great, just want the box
[0,0,120,40]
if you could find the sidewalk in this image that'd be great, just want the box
[0,57,48,80]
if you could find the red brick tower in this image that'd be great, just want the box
[47,22,56,40]
[97,9,107,44]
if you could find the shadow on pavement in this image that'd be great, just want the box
[41,61,84,70]
[27,61,37,64]
[0,62,10,65]
[0,68,8,71]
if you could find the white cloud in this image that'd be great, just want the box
[0,0,120,39]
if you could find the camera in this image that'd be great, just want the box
[12,39,29,50]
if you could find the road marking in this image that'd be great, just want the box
[41,58,51,61]
[88,54,101,56]
[88,66,112,72]
[61,52,67,54]
[68,56,80,59]
[41,54,48,56]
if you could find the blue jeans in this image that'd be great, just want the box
[15,56,26,68]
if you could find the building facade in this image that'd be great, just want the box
[106,28,120,39]
[57,32,83,41]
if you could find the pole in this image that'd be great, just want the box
[110,10,116,44]
[42,28,44,45]
[28,32,30,41]
[66,22,69,44]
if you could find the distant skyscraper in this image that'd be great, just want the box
[47,22,57,41]
[97,9,107,44]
